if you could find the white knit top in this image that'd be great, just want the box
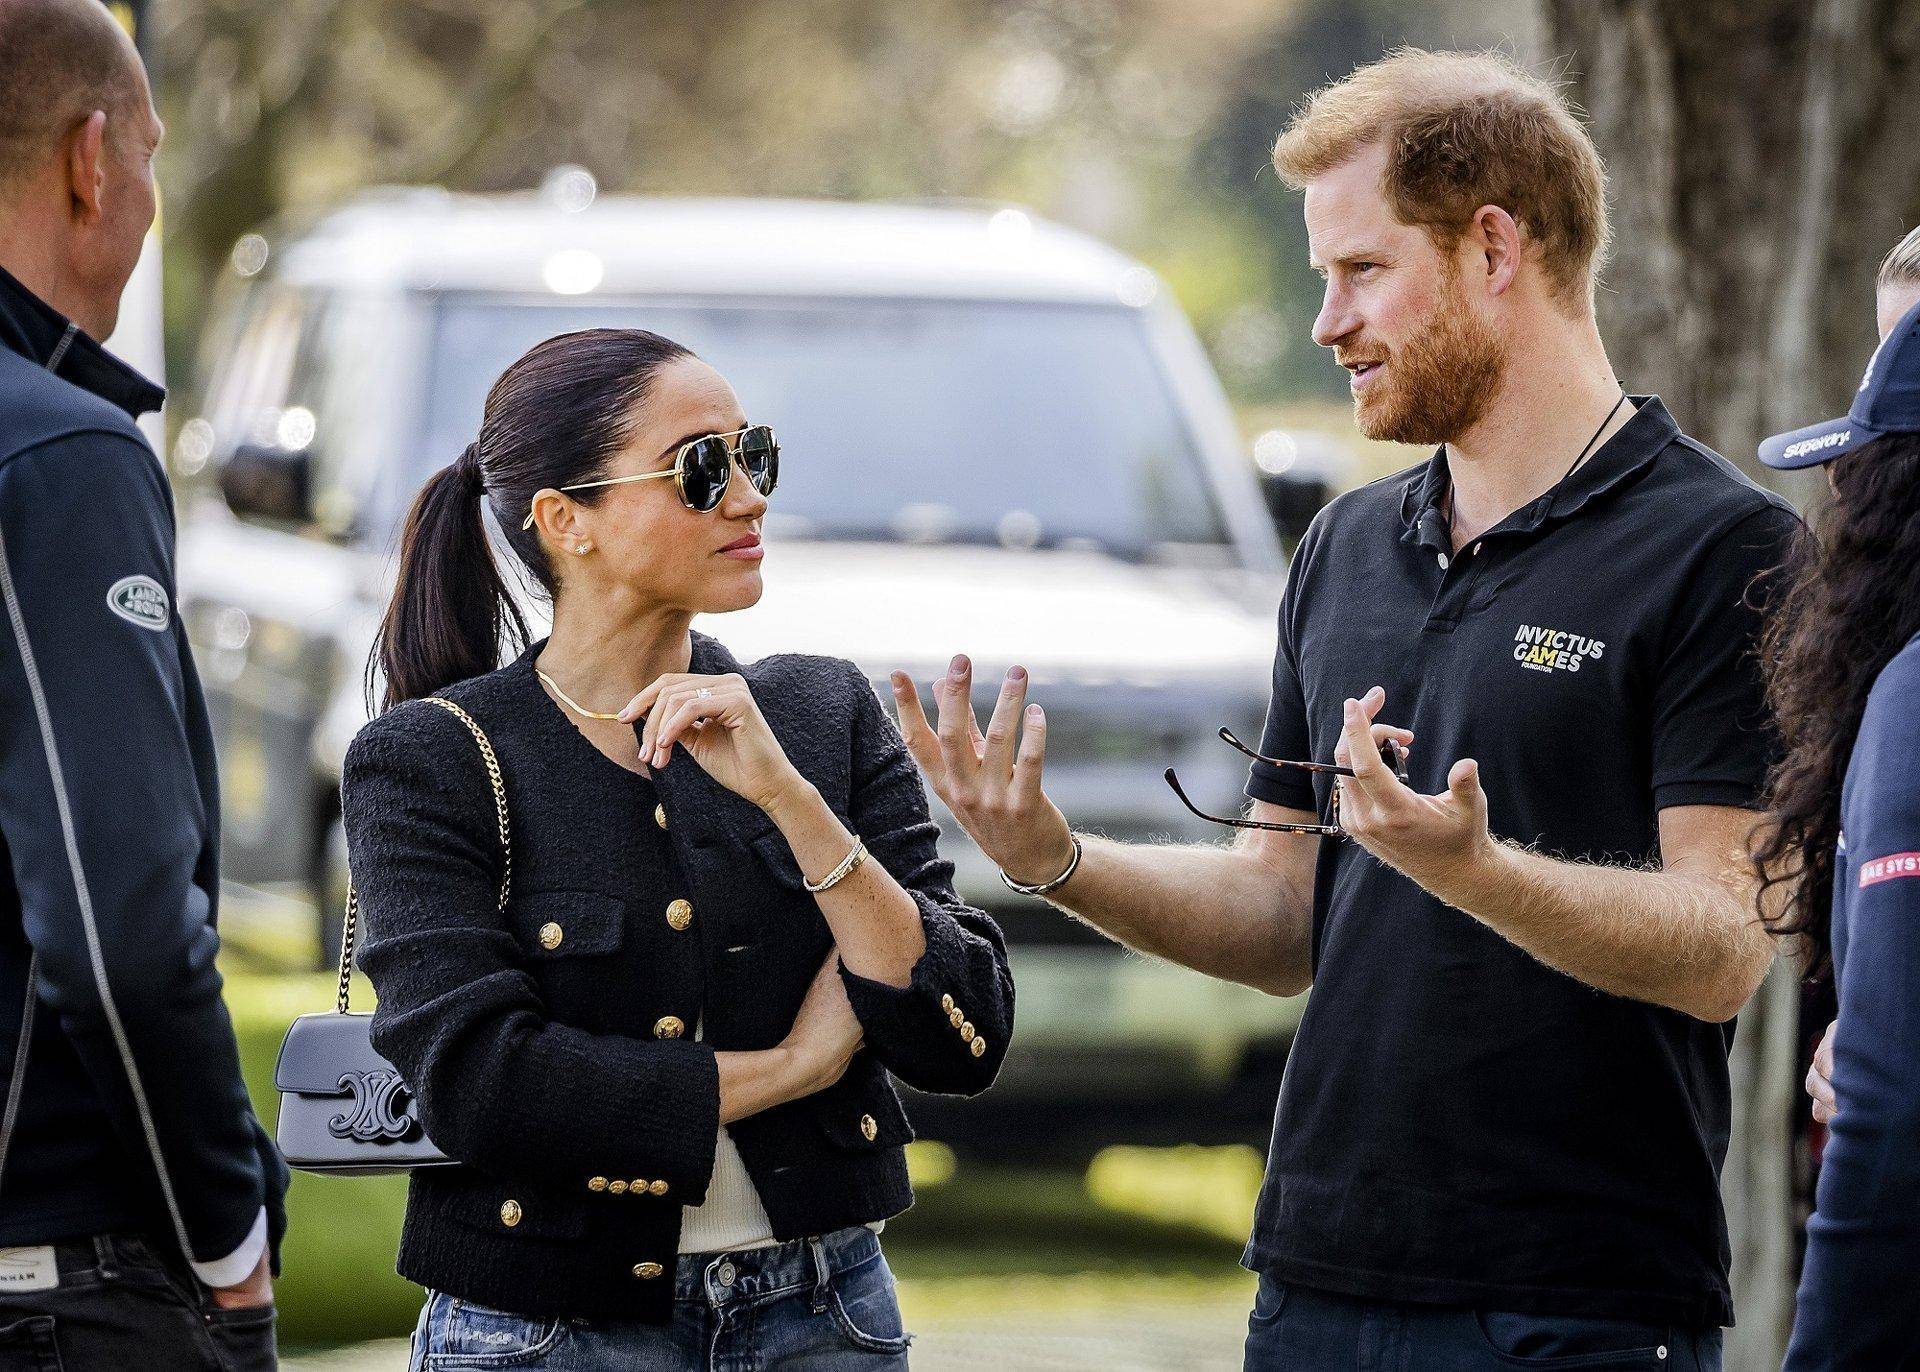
[677,1020,778,1254]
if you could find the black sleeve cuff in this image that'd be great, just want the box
[838,896,1012,1097]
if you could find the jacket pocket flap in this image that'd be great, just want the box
[816,1087,914,1152]
[432,1174,593,1240]
[509,889,626,958]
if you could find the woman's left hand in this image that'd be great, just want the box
[619,672,806,812]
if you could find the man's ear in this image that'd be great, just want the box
[66,110,109,223]
[1469,203,1523,299]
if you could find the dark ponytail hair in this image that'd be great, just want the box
[1753,431,1920,978]
[373,328,694,710]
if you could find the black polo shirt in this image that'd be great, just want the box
[1243,397,1799,1328]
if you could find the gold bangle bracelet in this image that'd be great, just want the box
[803,837,868,893]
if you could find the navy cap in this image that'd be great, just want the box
[1760,298,1920,469]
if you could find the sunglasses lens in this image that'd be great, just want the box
[738,426,779,495]
[679,437,731,511]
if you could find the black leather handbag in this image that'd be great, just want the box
[273,696,511,1175]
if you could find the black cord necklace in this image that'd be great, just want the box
[1445,392,1629,542]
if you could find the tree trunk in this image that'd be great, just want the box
[1540,4,1920,1367]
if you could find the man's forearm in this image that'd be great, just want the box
[1042,834,1313,996]
[1430,840,1771,1022]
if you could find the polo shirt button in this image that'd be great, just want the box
[499,1199,521,1227]
[634,1262,664,1280]
[1656,1348,1667,1361]
[654,803,668,830]
[665,898,693,932]
[1437,553,1450,569]
[537,921,563,950]
[653,1015,685,1039]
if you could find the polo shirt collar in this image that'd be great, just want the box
[1398,395,1674,549]
[0,262,165,419]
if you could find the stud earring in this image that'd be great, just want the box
[574,543,591,555]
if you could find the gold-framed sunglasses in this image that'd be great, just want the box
[520,424,779,530]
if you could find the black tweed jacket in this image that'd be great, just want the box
[340,632,1013,1321]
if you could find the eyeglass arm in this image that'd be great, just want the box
[1162,768,1341,837]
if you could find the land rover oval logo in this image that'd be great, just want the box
[106,575,169,632]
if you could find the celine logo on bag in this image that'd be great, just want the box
[328,1069,420,1143]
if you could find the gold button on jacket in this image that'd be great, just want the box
[653,1015,685,1040]
[608,1180,629,1194]
[970,1036,987,1058]
[587,1176,608,1192]
[860,1113,878,1142]
[648,1179,669,1196]
[654,803,668,830]
[537,921,563,950]
[665,898,693,932]
[499,1199,522,1227]
[960,1022,975,1042]
[633,1262,665,1280]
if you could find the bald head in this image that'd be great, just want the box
[0,0,159,339]
[0,0,147,188]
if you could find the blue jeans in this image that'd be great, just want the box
[1244,1274,1722,1372]
[409,1225,910,1371]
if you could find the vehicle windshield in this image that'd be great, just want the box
[416,295,1229,558]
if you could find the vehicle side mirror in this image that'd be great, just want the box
[1252,431,1347,546]
[220,441,314,525]
[1258,468,1339,547]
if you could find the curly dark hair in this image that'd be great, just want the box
[1753,431,1920,977]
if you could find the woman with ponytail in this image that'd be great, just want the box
[1754,291,1920,1370]
[342,329,1012,1369]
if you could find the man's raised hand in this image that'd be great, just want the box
[889,654,1076,888]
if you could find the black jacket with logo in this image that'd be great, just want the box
[0,266,287,1266]
[342,634,1014,1322]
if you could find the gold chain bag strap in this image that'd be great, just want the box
[275,695,510,1175]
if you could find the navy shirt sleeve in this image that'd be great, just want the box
[1246,520,1320,811]
[1648,503,1800,810]
[1785,643,1920,1370]
[0,431,271,1266]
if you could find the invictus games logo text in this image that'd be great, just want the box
[1513,624,1605,674]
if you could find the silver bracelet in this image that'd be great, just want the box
[803,837,868,893]
[999,834,1083,897]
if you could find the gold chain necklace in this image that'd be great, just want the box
[535,667,626,721]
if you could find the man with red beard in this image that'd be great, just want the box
[889,49,1798,1371]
